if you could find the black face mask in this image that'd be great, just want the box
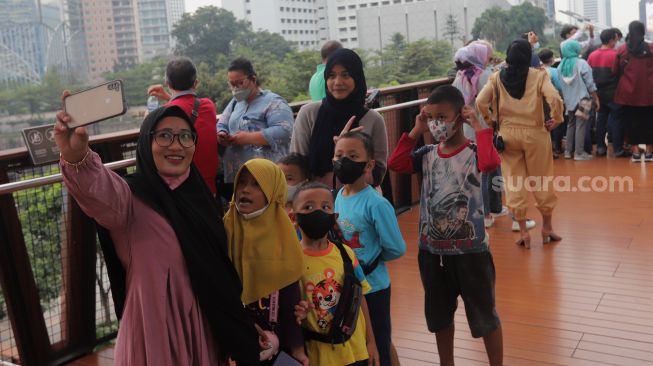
[332,157,367,184]
[296,210,336,240]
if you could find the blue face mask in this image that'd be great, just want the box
[533,42,541,50]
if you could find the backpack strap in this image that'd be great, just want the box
[190,97,200,125]
[302,241,359,345]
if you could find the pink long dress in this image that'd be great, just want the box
[62,151,222,365]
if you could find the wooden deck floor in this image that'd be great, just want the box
[71,156,653,366]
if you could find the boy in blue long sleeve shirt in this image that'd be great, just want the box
[333,131,406,366]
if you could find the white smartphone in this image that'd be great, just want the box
[63,80,127,128]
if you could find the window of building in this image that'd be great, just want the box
[351,37,357,41]
[350,26,356,30]
[338,16,346,21]
[340,38,348,42]
[246,9,251,14]
[360,3,367,7]
[382,0,389,4]
[348,4,355,9]
[370,2,378,6]
[339,27,347,32]
[337,5,345,11]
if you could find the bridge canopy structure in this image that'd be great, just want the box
[0,20,82,88]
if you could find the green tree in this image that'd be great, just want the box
[103,59,167,108]
[172,6,249,67]
[14,181,64,311]
[233,30,294,62]
[399,40,453,83]
[471,7,509,49]
[443,13,461,47]
[472,2,548,52]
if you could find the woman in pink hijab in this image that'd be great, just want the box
[452,41,494,106]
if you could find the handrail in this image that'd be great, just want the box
[0,158,136,195]
[0,79,446,195]
[375,98,426,113]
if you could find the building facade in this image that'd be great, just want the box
[0,0,47,86]
[583,0,611,27]
[222,0,327,49]
[355,0,510,50]
[138,0,185,60]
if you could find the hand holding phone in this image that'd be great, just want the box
[63,80,126,129]
[54,91,90,163]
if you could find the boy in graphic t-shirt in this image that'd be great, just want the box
[388,85,503,366]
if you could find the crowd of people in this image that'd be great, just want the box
[52,20,651,366]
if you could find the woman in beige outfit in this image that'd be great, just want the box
[476,39,564,249]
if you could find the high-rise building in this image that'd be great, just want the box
[0,0,47,86]
[222,0,328,50]
[137,0,185,60]
[584,0,611,27]
[329,0,511,49]
[79,0,136,80]
[79,0,183,80]
[355,0,510,51]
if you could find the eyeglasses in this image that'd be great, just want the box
[151,130,197,148]
[227,78,249,88]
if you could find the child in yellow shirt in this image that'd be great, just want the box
[291,181,380,366]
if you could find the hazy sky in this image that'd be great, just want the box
[554,0,640,30]
[186,0,222,13]
[185,0,642,30]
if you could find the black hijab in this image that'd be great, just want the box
[500,39,532,100]
[308,48,369,178]
[96,106,259,365]
[626,21,649,57]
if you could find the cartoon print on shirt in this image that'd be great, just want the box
[305,268,342,330]
[420,154,478,242]
[338,218,365,249]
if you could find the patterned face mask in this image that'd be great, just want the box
[427,114,460,143]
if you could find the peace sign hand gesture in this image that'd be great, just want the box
[333,115,364,145]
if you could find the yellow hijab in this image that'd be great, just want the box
[224,159,304,305]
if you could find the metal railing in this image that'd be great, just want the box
[0,77,451,366]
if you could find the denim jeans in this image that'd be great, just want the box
[482,167,503,215]
[597,102,624,152]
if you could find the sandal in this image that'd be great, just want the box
[515,236,531,249]
[542,231,562,244]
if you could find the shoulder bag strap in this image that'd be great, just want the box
[493,76,500,132]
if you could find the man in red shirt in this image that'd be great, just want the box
[148,57,219,195]
[587,28,624,157]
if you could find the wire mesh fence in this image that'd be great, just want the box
[0,288,20,364]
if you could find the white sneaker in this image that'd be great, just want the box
[491,206,509,217]
[484,216,495,228]
[512,219,536,232]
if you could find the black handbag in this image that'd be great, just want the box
[492,78,505,153]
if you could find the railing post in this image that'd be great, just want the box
[58,197,98,357]
[0,166,52,366]
[380,93,407,209]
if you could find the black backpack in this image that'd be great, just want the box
[303,240,363,344]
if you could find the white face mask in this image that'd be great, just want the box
[236,204,269,220]
[533,42,541,49]
[427,115,460,143]
[232,87,251,102]
[287,184,299,203]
